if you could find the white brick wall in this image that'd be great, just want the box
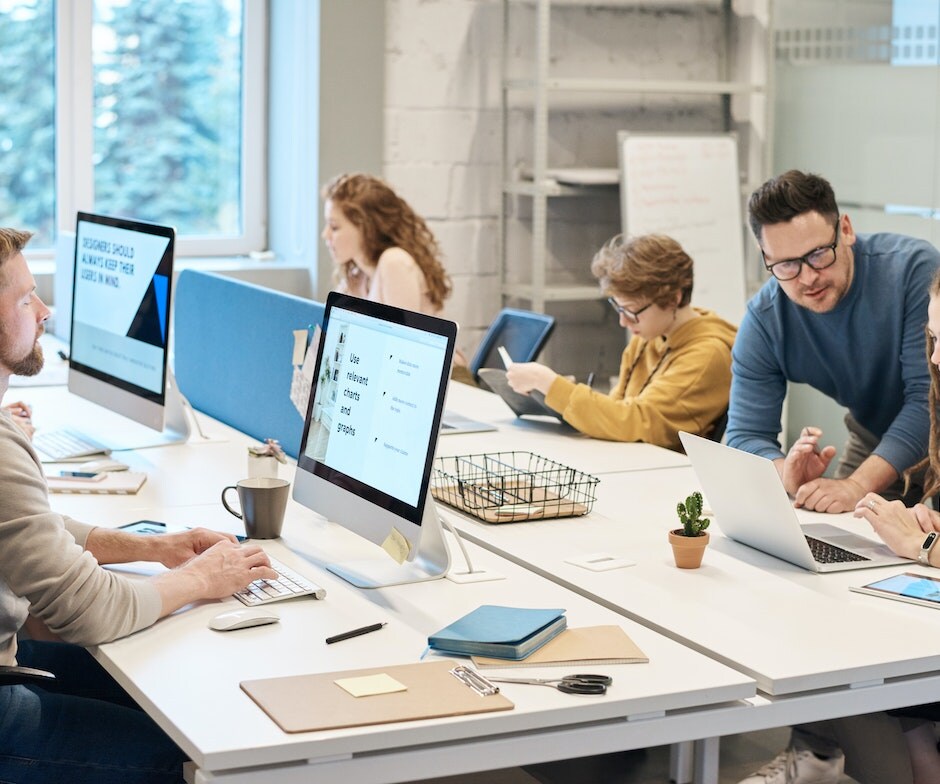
[384,0,726,379]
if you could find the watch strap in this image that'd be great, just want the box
[917,531,938,566]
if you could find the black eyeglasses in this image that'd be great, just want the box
[762,220,840,282]
[608,296,652,324]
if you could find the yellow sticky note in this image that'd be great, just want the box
[291,329,307,366]
[381,527,411,565]
[335,673,407,698]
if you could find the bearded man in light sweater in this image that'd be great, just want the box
[0,228,277,784]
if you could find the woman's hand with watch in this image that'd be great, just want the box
[854,494,938,563]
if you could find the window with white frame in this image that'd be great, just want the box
[0,0,265,259]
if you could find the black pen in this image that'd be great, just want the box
[325,622,387,645]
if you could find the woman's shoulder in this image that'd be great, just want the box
[376,246,420,273]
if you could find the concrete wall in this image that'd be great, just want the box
[382,0,730,379]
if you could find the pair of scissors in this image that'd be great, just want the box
[486,673,612,695]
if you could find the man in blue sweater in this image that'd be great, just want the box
[728,170,940,513]
[730,171,940,784]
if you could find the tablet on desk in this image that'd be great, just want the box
[477,368,565,422]
[850,572,940,610]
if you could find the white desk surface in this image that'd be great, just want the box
[88,501,754,784]
[441,381,689,475]
[27,382,940,781]
[26,384,275,516]
[30,382,687,520]
[22,388,756,783]
[443,465,940,706]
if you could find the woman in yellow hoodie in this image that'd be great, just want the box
[506,234,737,451]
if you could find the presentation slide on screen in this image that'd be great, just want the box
[305,310,447,508]
[70,221,171,394]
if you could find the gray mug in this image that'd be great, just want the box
[221,477,290,539]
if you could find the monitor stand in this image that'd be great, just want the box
[96,370,193,452]
[327,493,451,589]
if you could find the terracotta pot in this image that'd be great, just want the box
[668,529,710,569]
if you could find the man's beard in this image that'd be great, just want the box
[1,337,44,377]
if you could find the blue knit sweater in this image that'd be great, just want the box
[727,232,940,473]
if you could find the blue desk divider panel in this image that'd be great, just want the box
[173,270,325,458]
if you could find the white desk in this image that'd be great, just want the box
[26,385,269,516]
[441,381,689,475]
[442,464,940,736]
[29,382,687,518]
[86,501,754,784]
[23,386,758,784]
[32,382,939,782]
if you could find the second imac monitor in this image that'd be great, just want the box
[69,212,186,447]
[293,292,457,588]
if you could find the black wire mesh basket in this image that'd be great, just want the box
[431,451,600,524]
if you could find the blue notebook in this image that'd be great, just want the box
[428,605,567,660]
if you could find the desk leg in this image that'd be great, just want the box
[693,736,720,784]
[669,741,693,783]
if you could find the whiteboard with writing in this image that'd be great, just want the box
[618,132,746,324]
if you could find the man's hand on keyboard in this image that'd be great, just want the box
[152,540,278,616]
[176,540,277,600]
[155,527,241,568]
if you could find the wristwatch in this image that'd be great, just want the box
[917,531,938,566]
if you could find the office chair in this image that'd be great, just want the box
[469,308,556,383]
[0,665,55,686]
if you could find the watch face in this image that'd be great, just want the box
[923,532,938,550]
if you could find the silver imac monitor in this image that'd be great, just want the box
[66,212,187,449]
[292,292,457,588]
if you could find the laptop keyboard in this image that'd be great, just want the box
[33,428,110,461]
[233,556,326,606]
[806,536,869,564]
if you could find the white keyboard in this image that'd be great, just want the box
[33,428,110,461]
[233,556,326,606]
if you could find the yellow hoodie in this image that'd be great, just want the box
[544,308,736,451]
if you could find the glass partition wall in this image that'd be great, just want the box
[773,0,940,448]
[774,0,940,242]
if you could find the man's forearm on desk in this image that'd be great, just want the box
[84,527,157,565]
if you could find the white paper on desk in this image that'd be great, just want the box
[9,333,69,387]
[289,326,321,419]
[9,365,68,387]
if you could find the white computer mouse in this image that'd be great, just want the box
[78,458,130,473]
[208,608,280,632]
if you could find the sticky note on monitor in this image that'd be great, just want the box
[381,527,411,565]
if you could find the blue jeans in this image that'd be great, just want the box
[0,640,186,783]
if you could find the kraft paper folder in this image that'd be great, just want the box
[471,625,649,668]
[240,660,514,733]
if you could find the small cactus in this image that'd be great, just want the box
[676,491,710,537]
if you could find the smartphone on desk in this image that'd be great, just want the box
[57,470,106,482]
[119,520,248,542]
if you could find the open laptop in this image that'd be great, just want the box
[679,432,909,572]
[440,410,497,435]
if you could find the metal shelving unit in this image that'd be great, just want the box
[499,0,775,312]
